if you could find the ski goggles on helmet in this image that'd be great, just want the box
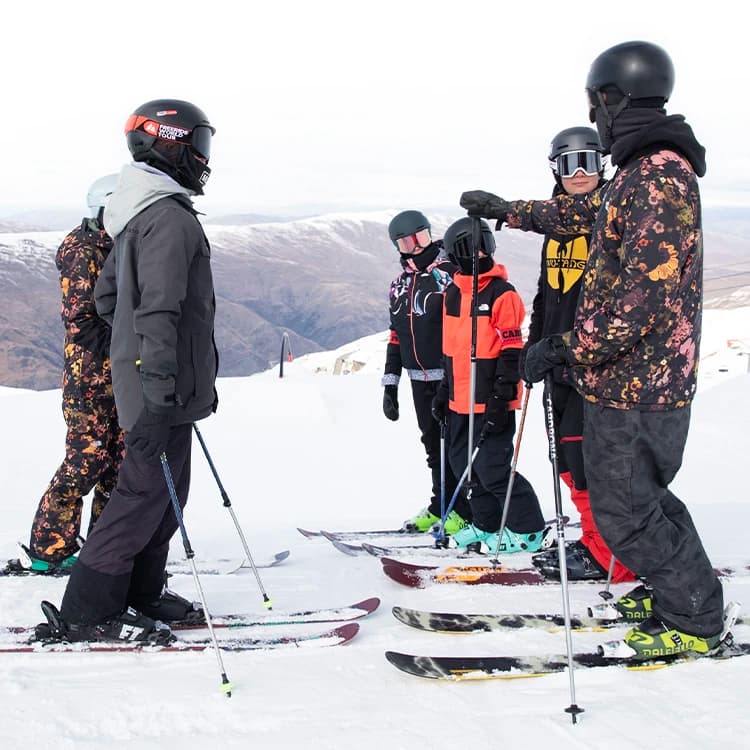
[555,150,602,178]
[190,125,213,161]
[124,116,213,161]
[395,228,431,253]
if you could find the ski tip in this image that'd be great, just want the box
[273,550,291,563]
[329,539,364,556]
[333,622,360,643]
[350,597,381,616]
[297,528,321,538]
[384,650,437,678]
[382,563,426,588]
[361,543,388,557]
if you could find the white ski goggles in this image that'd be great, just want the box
[555,150,602,178]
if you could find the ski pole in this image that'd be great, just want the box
[489,382,532,567]
[160,452,232,698]
[466,217,481,489]
[543,373,583,724]
[192,421,273,609]
[436,421,447,547]
[433,427,488,541]
[598,554,617,601]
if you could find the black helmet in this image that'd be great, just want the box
[548,127,604,178]
[125,99,216,195]
[444,217,495,269]
[548,127,603,161]
[586,41,674,102]
[388,210,431,246]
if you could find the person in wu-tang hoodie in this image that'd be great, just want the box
[37,99,219,644]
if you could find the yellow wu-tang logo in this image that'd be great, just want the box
[545,236,589,293]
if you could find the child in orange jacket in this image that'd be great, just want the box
[431,218,546,552]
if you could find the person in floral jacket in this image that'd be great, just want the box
[460,41,724,659]
[26,175,124,571]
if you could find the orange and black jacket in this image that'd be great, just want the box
[443,262,525,414]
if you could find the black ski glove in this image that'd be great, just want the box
[483,381,516,433]
[519,343,532,384]
[126,407,173,465]
[523,335,569,384]
[382,385,399,421]
[431,381,449,424]
[460,190,511,225]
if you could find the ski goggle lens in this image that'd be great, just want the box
[191,126,213,161]
[395,228,431,253]
[556,150,602,178]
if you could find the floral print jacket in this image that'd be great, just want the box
[507,147,702,410]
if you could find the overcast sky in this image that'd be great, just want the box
[4,1,747,217]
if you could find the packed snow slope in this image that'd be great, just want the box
[0,309,749,750]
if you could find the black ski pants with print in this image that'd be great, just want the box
[583,403,724,636]
[60,424,192,624]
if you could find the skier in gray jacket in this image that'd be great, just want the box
[43,99,219,644]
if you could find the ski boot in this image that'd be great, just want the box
[485,527,547,554]
[451,523,495,551]
[3,544,77,576]
[34,601,174,645]
[614,584,654,621]
[402,508,440,533]
[133,589,204,624]
[534,541,608,581]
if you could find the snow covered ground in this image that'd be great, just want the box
[1,309,749,750]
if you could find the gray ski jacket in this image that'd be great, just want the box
[95,163,218,431]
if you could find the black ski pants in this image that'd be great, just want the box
[60,424,192,624]
[583,403,724,636]
[409,379,468,521]
[447,411,544,533]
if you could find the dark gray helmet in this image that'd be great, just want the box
[548,127,603,161]
[586,41,674,102]
[444,217,495,264]
[388,210,431,246]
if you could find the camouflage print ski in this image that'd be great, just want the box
[390,605,748,634]
[385,640,750,680]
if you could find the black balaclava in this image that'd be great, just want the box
[399,239,442,271]
[593,89,706,177]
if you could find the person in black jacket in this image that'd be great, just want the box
[522,127,635,583]
[40,99,219,645]
[4,176,124,576]
[382,211,468,534]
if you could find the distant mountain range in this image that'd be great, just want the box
[0,210,748,390]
